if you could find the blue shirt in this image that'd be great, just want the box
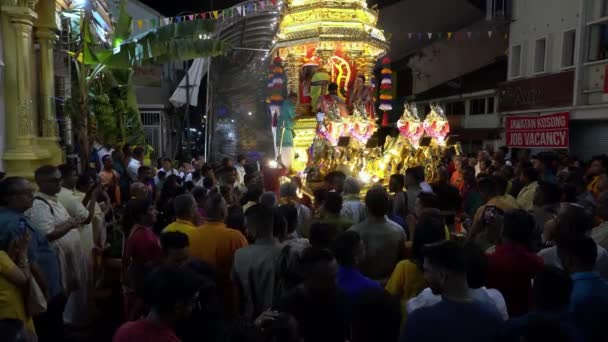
[337,266,380,298]
[569,271,608,341]
[0,207,62,298]
[401,298,502,342]
[570,272,608,312]
[505,310,582,342]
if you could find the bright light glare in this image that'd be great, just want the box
[268,160,278,168]
[231,119,235,123]
[74,0,87,6]
[248,112,252,116]
[358,171,372,183]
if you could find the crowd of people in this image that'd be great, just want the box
[1,143,608,342]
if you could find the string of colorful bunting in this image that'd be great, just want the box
[131,0,279,32]
[406,30,508,40]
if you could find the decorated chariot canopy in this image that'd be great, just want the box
[273,0,388,110]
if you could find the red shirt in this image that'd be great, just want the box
[262,166,287,196]
[122,225,162,286]
[486,243,544,317]
[113,319,180,342]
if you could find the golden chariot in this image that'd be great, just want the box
[272,0,459,184]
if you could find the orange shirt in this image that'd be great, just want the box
[188,221,248,276]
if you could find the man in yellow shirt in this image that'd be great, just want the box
[163,194,200,239]
[188,192,248,318]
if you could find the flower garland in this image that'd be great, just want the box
[266,56,285,115]
[379,57,393,127]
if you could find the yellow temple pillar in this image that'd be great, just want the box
[1,0,50,178]
[35,0,64,165]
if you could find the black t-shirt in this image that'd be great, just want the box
[275,286,350,342]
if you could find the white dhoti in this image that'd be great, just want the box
[280,147,294,170]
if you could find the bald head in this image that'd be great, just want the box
[174,194,197,221]
[130,182,149,200]
[205,192,227,221]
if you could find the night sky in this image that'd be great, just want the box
[140,0,404,16]
[140,0,264,16]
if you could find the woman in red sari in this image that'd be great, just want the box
[121,199,162,320]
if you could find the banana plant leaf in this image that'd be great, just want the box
[113,0,132,48]
[103,38,229,68]
[101,18,229,69]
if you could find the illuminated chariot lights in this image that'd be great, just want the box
[423,104,450,146]
[358,170,372,183]
[397,103,424,149]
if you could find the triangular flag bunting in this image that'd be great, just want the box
[188,14,194,21]
[150,18,157,27]
[162,17,170,25]
[437,32,442,39]
[504,32,509,39]
[417,32,422,40]
[408,33,413,39]
[259,0,265,10]
[236,6,243,15]
[488,30,493,38]
[427,32,432,39]
[467,32,472,39]
[212,10,219,18]
[447,32,453,39]
[270,0,277,5]
[136,20,143,29]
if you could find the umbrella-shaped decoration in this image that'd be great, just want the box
[423,104,450,145]
[379,57,393,127]
[397,103,424,148]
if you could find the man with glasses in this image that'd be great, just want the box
[27,166,88,328]
[0,176,63,340]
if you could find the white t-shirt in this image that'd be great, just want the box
[155,168,180,185]
[127,158,141,182]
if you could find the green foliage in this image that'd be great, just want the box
[103,19,229,68]
[62,0,230,151]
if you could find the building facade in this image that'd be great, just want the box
[380,0,510,152]
[501,0,608,160]
[0,0,70,176]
